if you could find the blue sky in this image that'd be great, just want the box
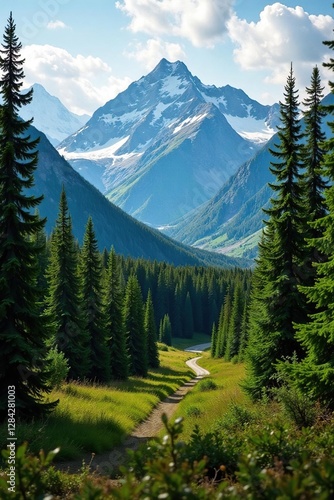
[0,1,333,115]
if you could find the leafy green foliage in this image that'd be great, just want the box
[0,442,59,499]
[46,347,69,389]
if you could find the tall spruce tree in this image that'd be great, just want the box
[104,248,129,380]
[159,314,172,346]
[225,281,244,361]
[123,275,148,377]
[144,290,160,368]
[80,217,110,383]
[244,66,306,399]
[284,36,334,408]
[183,292,194,339]
[301,65,328,281]
[0,13,58,421]
[46,188,89,380]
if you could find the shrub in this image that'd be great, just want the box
[46,347,69,389]
[197,378,218,392]
[223,401,256,430]
[186,405,202,417]
[0,442,59,499]
[157,342,169,351]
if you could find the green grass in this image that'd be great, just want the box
[170,353,250,440]
[0,350,193,461]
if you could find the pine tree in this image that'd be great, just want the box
[301,65,328,282]
[183,292,194,339]
[80,217,110,383]
[225,281,244,361]
[244,66,306,399]
[0,13,58,421]
[159,314,172,346]
[284,38,334,408]
[171,284,182,338]
[215,292,232,358]
[210,322,217,358]
[238,301,250,362]
[124,275,148,377]
[104,248,129,380]
[46,188,89,380]
[144,290,160,368]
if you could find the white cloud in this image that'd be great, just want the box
[46,20,68,30]
[116,0,234,47]
[227,3,334,90]
[21,45,131,115]
[126,38,185,70]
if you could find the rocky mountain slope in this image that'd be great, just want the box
[58,58,279,226]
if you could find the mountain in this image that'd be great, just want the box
[20,84,89,146]
[58,58,279,226]
[27,125,250,268]
[166,93,334,259]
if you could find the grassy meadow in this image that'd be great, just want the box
[0,348,194,461]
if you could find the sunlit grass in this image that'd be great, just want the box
[0,350,193,461]
[170,353,251,440]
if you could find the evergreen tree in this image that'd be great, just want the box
[183,292,194,338]
[104,248,129,380]
[144,290,160,368]
[284,37,334,408]
[46,188,89,380]
[210,322,217,358]
[301,65,328,281]
[244,66,306,399]
[159,314,172,346]
[80,217,110,383]
[0,13,58,421]
[215,292,232,358]
[225,281,244,361]
[124,275,148,377]
[238,301,250,362]
[171,284,182,338]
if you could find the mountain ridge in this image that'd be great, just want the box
[57,58,279,226]
[28,124,251,268]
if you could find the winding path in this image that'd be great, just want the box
[58,343,210,475]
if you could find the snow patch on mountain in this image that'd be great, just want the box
[59,136,132,160]
[225,114,276,143]
[173,113,208,134]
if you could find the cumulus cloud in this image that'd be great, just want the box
[126,38,186,69]
[46,20,68,30]
[116,0,234,47]
[21,45,131,115]
[227,3,334,90]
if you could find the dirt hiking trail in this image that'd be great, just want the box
[58,344,210,476]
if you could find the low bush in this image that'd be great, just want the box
[197,378,218,392]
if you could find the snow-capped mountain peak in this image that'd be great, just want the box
[20,84,90,146]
